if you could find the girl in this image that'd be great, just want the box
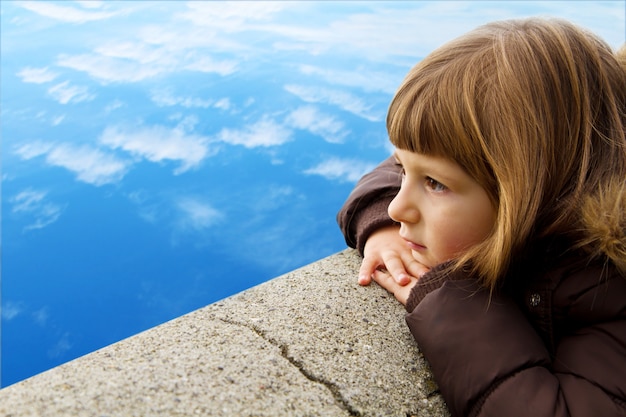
[337,19,626,416]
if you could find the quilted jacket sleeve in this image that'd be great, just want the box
[336,156,401,254]
[405,265,626,417]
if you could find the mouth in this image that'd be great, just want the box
[401,235,426,251]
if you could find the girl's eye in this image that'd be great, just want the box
[426,177,447,192]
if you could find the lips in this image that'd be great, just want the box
[400,234,426,251]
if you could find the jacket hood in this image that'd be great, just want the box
[578,177,626,275]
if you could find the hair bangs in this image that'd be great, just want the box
[388,77,456,158]
[386,58,492,188]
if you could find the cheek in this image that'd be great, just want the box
[422,217,465,264]
[433,209,493,259]
[469,202,497,245]
[435,226,469,260]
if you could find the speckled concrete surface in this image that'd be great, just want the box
[0,249,450,417]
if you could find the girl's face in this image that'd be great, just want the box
[389,149,496,268]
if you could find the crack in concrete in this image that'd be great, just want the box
[219,317,360,416]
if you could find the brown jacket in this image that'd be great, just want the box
[337,156,626,417]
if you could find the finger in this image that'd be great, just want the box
[371,269,397,293]
[358,256,381,285]
[380,254,412,286]
[371,270,414,306]
[402,253,430,278]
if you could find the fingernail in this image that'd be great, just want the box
[358,274,368,285]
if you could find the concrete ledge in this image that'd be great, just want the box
[0,249,449,416]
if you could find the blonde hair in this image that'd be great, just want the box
[387,18,626,288]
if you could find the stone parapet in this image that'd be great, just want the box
[0,249,449,417]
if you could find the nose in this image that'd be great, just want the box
[388,184,420,224]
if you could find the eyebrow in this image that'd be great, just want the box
[393,150,460,186]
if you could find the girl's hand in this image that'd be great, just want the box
[371,269,419,306]
[358,225,430,287]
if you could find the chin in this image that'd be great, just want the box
[411,250,435,269]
